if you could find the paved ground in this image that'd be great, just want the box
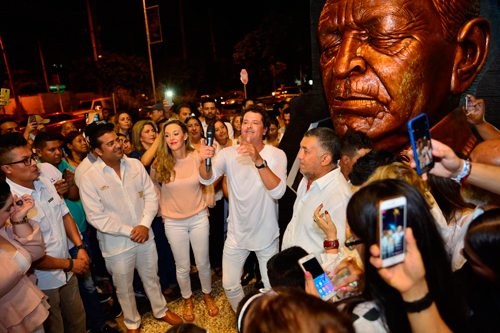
[98,269,256,332]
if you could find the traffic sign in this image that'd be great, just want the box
[49,85,66,90]
[240,69,248,85]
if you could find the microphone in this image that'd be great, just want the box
[206,125,215,172]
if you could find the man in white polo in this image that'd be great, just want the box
[79,123,182,332]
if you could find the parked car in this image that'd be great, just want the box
[73,97,113,117]
[19,112,86,135]
[272,86,302,101]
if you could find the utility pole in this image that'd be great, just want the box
[0,34,23,119]
[86,0,104,95]
[86,0,98,62]
[38,38,50,93]
[179,0,187,62]
[143,0,157,102]
[208,5,217,61]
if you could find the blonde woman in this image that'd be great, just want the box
[130,120,159,173]
[151,119,218,322]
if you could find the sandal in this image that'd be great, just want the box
[214,267,223,277]
[183,298,195,322]
[203,294,219,317]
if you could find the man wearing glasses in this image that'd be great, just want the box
[282,127,352,263]
[0,133,89,333]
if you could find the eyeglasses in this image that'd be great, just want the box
[345,236,364,251]
[3,154,37,166]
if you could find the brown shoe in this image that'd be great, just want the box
[126,329,140,333]
[159,309,183,325]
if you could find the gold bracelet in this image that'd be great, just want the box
[11,216,28,225]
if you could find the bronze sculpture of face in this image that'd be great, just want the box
[318,0,489,150]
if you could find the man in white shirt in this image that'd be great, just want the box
[79,123,182,332]
[201,98,234,139]
[0,133,89,333]
[199,105,287,311]
[338,129,373,182]
[282,127,352,261]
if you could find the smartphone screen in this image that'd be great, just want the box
[84,113,89,122]
[29,116,37,124]
[379,196,407,267]
[93,114,100,122]
[299,255,336,300]
[165,91,173,104]
[408,113,434,175]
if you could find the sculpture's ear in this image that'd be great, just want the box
[451,18,491,94]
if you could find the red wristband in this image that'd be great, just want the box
[324,239,339,250]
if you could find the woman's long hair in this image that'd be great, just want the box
[153,119,194,184]
[466,208,500,278]
[0,180,11,210]
[185,115,205,139]
[344,179,466,332]
[114,111,132,135]
[63,131,87,161]
[427,174,476,223]
[130,120,158,153]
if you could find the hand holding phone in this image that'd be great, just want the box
[299,254,336,301]
[379,196,407,267]
[463,94,486,126]
[369,228,427,300]
[408,113,434,175]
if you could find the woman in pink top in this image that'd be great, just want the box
[151,119,219,322]
[0,180,50,333]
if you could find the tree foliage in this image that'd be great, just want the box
[233,13,307,95]
[69,51,150,96]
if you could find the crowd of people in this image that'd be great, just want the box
[0,93,499,333]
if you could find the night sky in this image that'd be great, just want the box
[1,0,311,92]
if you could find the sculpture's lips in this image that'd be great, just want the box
[332,95,385,117]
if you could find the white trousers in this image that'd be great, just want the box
[164,209,212,299]
[105,240,168,330]
[222,236,279,311]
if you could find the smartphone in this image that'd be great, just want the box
[408,113,434,175]
[465,95,469,112]
[165,90,173,104]
[378,196,407,267]
[62,168,69,181]
[85,113,100,123]
[298,254,336,301]
[0,88,10,106]
[29,115,37,124]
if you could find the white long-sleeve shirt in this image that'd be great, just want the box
[79,156,158,257]
[282,168,352,261]
[200,144,287,250]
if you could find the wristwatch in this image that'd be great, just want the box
[76,243,88,251]
[255,160,268,169]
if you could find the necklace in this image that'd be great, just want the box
[220,139,231,148]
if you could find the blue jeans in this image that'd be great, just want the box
[69,231,107,331]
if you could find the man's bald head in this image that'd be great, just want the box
[470,140,500,166]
